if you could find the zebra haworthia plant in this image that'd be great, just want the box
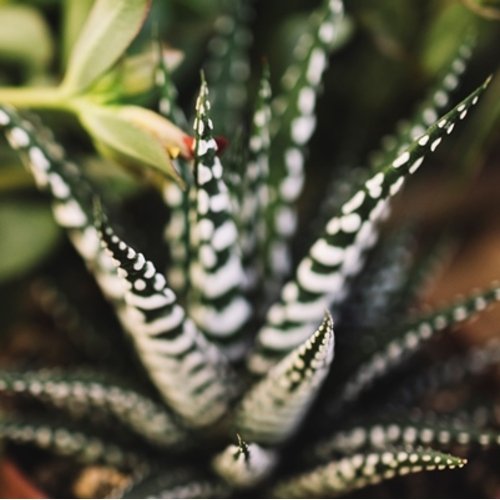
[0,0,499,498]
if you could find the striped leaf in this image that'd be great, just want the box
[155,40,193,297]
[334,282,500,408]
[0,412,145,470]
[239,65,272,292]
[249,76,492,374]
[235,312,334,445]
[0,369,188,449]
[263,0,345,295]
[212,435,277,488]
[0,106,126,305]
[311,418,500,461]
[97,214,235,428]
[188,78,251,360]
[205,0,253,137]
[369,36,475,170]
[271,448,467,498]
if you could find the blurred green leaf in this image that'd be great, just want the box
[420,3,477,75]
[0,200,61,283]
[62,0,152,94]
[62,0,94,68]
[463,0,500,20]
[77,103,185,186]
[0,4,53,75]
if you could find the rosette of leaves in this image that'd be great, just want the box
[0,0,500,498]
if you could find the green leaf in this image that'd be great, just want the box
[420,4,476,75]
[77,103,185,186]
[188,79,251,360]
[271,448,467,497]
[0,105,125,306]
[0,5,54,74]
[0,368,189,449]
[62,0,94,68]
[262,0,346,297]
[249,75,492,375]
[334,282,500,409]
[62,0,152,94]
[236,313,334,445]
[312,417,500,460]
[0,200,60,283]
[212,437,277,488]
[204,0,253,136]
[0,411,144,470]
[96,212,237,428]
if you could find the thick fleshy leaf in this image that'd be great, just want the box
[271,448,466,498]
[311,417,500,461]
[62,0,152,94]
[239,65,272,292]
[156,43,192,297]
[249,76,492,374]
[0,369,188,449]
[0,105,126,305]
[0,412,144,470]
[235,313,334,445]
[97,214,236,428]
[205,0,253,136]
[187,79,251,360]
[212,436,277,488]
[369,36,475,170]
[263,0,345,296]
[334,282,500,408]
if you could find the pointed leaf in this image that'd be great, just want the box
[336,282,500,407]
[271,448,466,498]
[188,79,251,360]
[249,75,492,374]
[62,0,152,94]
[212,437,277,488]
[0,369,188,449]
[0,412,144,470]
[262,0,345,291]
[239,65,272,292]
[312,417,500,460]
[205,0,253,136]
[369,36,475,170]
[236,312,334,445]
[156,42,192,296]
[0,105,126,305]
[97,213,236,428]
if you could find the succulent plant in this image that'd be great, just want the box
[0,0,500,498]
